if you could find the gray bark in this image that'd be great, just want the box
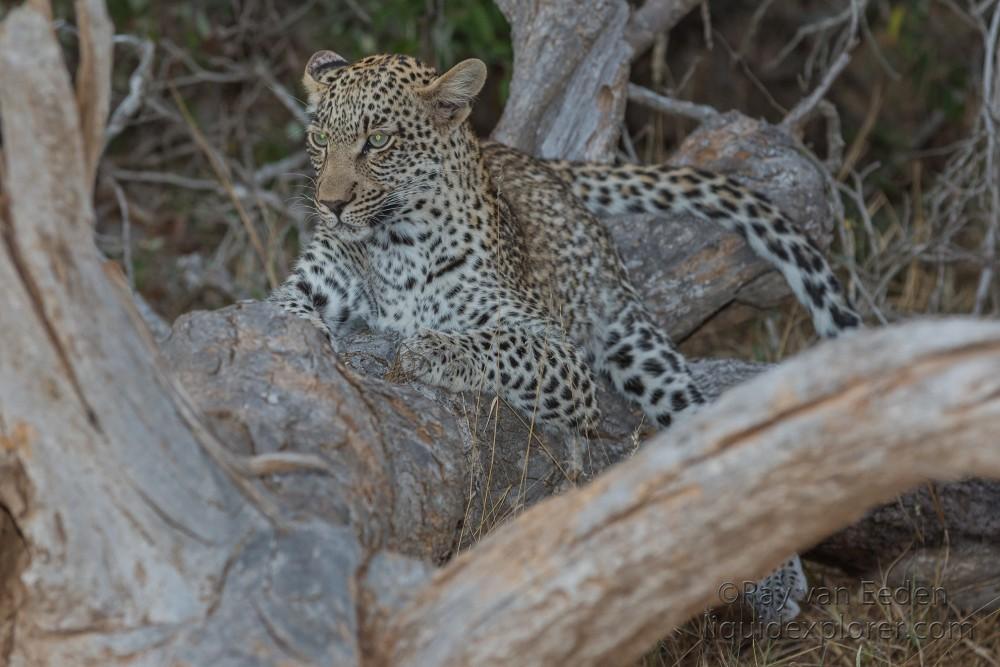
[811,479,1000,612]
[490,0,631,161]
[73,0,113,193]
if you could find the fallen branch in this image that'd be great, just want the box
[376,320,1000,666]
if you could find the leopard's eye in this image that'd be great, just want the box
[366,131,391,150]
[312,131,329,147]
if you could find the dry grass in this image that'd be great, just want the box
[638,565,1000,667]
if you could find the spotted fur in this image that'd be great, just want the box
[270,51,858,623]
[271,52,861,435]
[544,161,861,338]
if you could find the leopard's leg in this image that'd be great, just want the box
[547,161,861,339]
[588,285,705,430]
[269,225,375,349]
[747,555,809,623]
[397,326,600,434]
[588,285,807,619]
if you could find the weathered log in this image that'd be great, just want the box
[166,302,1000,611]
[157,301,1000,661]
[0,8,409,664]
[1,7,248,661]
[158,300,766,549]
[374,320,1000,667]
[162,303,470,563]
[811,479,1000,611]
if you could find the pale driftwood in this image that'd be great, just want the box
[490,0,630,161]
[0,9,395,664]
[1,8,247,661]
[374,320,1000,667]
[167,304,1000,613]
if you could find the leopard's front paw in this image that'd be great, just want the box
[394,331,467,389]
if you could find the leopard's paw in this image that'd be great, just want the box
[747,555,808,624]
[394,331,464,388]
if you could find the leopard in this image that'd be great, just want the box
[270,50,861,622]
[271,51,860,434]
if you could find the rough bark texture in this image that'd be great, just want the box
[162,304,470,563]
[490,0,630,161]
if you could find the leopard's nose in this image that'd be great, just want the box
[321,198,351,217]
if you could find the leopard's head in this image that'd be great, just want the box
[302,51,486,239]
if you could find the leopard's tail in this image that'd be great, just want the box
[546,160,861,338]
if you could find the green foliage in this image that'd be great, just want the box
[79,1,512,105]
[303,0,511,102]
[891,1,969,122]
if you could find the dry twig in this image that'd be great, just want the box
[625,0,702,58]
[627,82,720,124]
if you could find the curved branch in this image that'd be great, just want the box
[376,320,1000,667]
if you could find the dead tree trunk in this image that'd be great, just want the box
[490,0,630,161]
[2,2,1000,666]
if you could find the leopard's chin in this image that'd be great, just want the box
[314,210,367,239]
[330,219,375,242]
[331,201,398,241]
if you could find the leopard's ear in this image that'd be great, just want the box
[418,58,487,127]
[303,50,349,105]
